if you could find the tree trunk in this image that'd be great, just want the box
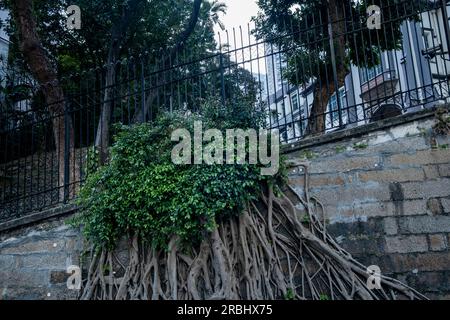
[95,0,145,164]
[308,68,347,135]
[11,0,78,200]
[308,82,335,135]
[306,0,348,135]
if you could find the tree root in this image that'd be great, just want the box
[79,164,427,300]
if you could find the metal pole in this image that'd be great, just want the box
[63,101,70,203]
[219,50,226,107]
[327,4,344,128]
[441,0,450,55]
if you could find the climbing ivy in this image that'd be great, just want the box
[71,100,285,250]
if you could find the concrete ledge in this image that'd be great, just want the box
[281,106,445,154]
[0,205,78,233]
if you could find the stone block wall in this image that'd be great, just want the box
[285,111,450,299]
[0,216,82,300]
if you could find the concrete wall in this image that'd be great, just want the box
[285,110,450,299]
[0,109,449,300]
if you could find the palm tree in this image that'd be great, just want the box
[209,0,227,31]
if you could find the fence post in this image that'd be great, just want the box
[219,51,226,107]
[141,58,146,121]
[327,3,343,128]
[63,100,70,203]
[440,0,450,55]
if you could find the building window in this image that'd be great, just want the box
[270,110,278,124]
[279,101,286,118]
[291,94,299,111]
[328,87,346,128]
[280,128,288,142]
[294,122,301,138]
[297,101,310,133]
[422,28,439,62]
[423,30,433,49]
[360,64,383,83]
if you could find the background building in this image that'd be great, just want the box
[264,4,450,143]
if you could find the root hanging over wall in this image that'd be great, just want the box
[79,165,427,300]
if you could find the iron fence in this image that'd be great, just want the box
[1,0,450,222]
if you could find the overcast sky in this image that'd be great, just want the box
[213,0,264,74]
[218,0,260,31]
[214,0,260,44]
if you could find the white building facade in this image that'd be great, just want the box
[264,3,450,143]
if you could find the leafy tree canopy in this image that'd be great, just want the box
[0,0,224,76]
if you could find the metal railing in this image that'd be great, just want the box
[1,0,450,223]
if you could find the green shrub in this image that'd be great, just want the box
[72,100,285,250]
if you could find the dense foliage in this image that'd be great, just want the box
[73,100,284,249]
[0,0,222,73]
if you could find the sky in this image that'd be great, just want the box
[218,0,260,31]
[213,0,265,74]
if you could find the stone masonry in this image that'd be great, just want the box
[0,216,83,300]
[285,110,450,299]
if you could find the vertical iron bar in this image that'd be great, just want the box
[327,3,343,128]
[219,50,226,106]
[441,0,450,55]
[63,101,70,203]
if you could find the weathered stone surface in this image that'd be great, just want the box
[284,112,450,298]
[428,234,447,251]
[0,270,50,287]
[16,253,68,270]
[310,183,392,205]
[307,156,381,174]
[0,287,49,300]
[442,198,450,214]
[403,200,428,216]
[289,173,346,188]
[0,285,78,300]
[384,217,398,236]
[65,237,83,252]
[388,149,450,167]
[358,168,425,183]
[50,270,69,284]
[0,239,65,255]
[423,165,440,180]
[439,164,450,177]
[390,252,450,272]
[399,216,450,234]
[327,219,383,238]
[368,136,430,154]
[405,272,450,294]
[339,237,384,255]
[326,202,395,222]
[287,113,450,298]
[427,198,444,216]
[0,255,16,269]
[385,235,428,253]
[0,215,83,300]
[401,179,450,200]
